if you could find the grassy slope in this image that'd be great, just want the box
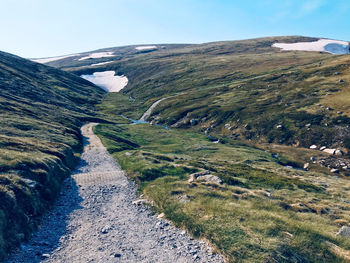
[0,51,104,258]
[49,36,350,261]
[94,123,350,262]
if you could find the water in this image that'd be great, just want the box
[120,115,169,130]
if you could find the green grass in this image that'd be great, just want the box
[95,123,350,262]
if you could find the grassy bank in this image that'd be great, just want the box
[0,51,104,259]
[94,123,350,262]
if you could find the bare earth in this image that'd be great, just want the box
[8,123,224,263]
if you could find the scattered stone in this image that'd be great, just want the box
[190,119,198,125]
[337,226,350,237]
[276,125,283,129]
[157,212,165,219]
[41,254,50,259]
[303,163,310,170]
[334,72,340,75]
[339,79,344,83]
[310,156,315,162]
[101,225,111,234]
[326,107,334,111]
[132,199,150,206]
[335,149,344,156]
[178,195,190,204]
[305,123,311,128]
[224,123,231,129]
[272,153,278,159]
[323,148,336,155]
[320,146,326,151]
[331,168,339,173]
[309,145,317,149]
[337,111,343,115]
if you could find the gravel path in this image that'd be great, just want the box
[8,123,224,263]
[139,98,169,121]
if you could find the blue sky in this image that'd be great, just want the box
[1,0,350,58]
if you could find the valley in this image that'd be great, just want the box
[2,36,350,262]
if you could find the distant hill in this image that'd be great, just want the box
[42,36,350,151]
[0,50,104,259]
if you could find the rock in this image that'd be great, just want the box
[334,72,340,75]
[310,156,315,162]
[305,123,311,128]
[309,145,317,149]
[303,163,310,170]
[342,166,348,170]
[190,119,198,125]
[276,125,283,129]
[114,253,122,258]
[132,199,150,206]
[196,174,222,184]
[331,168,339,173]
[101,225,111,234]
[125,152,132,156]
[335,149,344,156]
[339,79,344,83]
[337,111,343,115]
[157,212,165,219]
[320,146,326,151]
[323,148,336,155]
[337,226,350,237]
[178,195,190,204]
[272,153,278,159]
[41,254,50,259]
[326,107,334,111]
[188,171,222,184]
[224,123,231,129]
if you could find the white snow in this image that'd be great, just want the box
[81,71,128,92]
[79,52,115,61]
[135,46,158,51]
[32,54,78,64]
[90,61,114,67]
[272,39,349,55]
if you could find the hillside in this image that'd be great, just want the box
[25,36,350,262]
[0,51,105,259]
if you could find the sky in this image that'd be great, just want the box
[1,0,350,58]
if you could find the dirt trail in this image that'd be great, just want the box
[8,123,224,263]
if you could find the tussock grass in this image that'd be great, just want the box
[95,123,350,262]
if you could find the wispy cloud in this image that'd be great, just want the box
[300,0,325,15]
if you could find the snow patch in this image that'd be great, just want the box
[90,61,114,67]
[135,46,157,51]
[272,39,349,55]
[79,52,115,61]
[81,71,128,92]
[32,54,78,64]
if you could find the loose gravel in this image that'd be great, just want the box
[8,123,224,263]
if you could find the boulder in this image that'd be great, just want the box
[335,149,344,156]
[323,148,336,155]
[320,146,327,151]
[196,174,222,184]
[276,125,283,129]
[188,171,222,184]
[336,226,350,237]
[339,79,344,83]
[303,163,310,170]
[331,168,339,173]
[309,145,317,149]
